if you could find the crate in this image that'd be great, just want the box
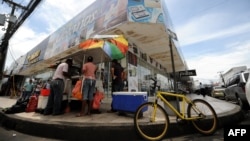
[113,92,147,113]
[37,95,48,109]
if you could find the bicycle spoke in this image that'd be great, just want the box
[187,99,218,135]
[134,102,169,141]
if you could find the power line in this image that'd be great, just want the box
[0,0,42,78]
[8,44,17,62]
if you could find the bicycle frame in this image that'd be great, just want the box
[134,91,218,140]
[155,91,205,121]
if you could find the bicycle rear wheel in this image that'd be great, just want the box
[187,99,218,135]
[134,102,169,141]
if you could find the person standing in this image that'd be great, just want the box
[76,56,97,117]
[107,59,124,113]
[200,82,205,97]
[34,80,42,97]
[44,79,51,90]
[44,58,73,116]
[22,79,34,100]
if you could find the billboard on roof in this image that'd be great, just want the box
[44,0,128,60]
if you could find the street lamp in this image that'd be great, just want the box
[218,71,225,86]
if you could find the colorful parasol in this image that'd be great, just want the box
[103,35,128,60]
[78,39,109,64]
[79,35,128,60]
[79,39,104,49]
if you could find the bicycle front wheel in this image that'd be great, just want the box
[187,99,218,135]
[134,102,169,141]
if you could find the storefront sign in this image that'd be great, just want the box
[179,69,196,76]
[27,50,41,64]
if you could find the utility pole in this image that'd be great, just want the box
[0,0,17,79]
[218,71,226,86]
[0,0,42,80]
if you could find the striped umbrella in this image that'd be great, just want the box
[103,35,128,60]
[79,35,128,60]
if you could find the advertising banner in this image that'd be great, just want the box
[44,0,127,60]
[23,37,49,69]
[127,0,163,23]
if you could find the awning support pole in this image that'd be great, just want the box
[169,35,180,112]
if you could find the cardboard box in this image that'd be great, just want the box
[113,92,148,113]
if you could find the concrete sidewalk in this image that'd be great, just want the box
[0,94,245,141]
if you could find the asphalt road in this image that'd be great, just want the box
[163,129,224,141]
[0,126,225,141]
[0,127,62,141]
[164,110,250,141]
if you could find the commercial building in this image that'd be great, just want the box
[4,0,190,96]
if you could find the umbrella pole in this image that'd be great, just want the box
[100,52,103,80]
[81,55,86,93]
[96,52,104,92]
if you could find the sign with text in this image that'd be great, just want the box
[179,70,196,76]
[224,125,250,140]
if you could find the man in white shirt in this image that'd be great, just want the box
[44,58,73,116]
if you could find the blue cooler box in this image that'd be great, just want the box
[113,92,148,113]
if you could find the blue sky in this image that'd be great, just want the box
[0,0,250,84]
[166,0,250,83]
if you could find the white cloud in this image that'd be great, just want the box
[176,13,250,46]
[6,26,48,68]
[189,40,250,81]
[40,0,95,33]
[172,8,250,84]
[4,0,95,69]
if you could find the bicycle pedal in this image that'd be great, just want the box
[176,118,187,124]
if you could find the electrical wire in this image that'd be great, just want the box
[7,44,18,66]
[9,44,17,60]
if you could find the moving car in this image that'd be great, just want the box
[224,71,250,110]
[211,86,225,99]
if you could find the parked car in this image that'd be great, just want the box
[211,86,225,99]
[224,71,250,110]
[245,75,250,107]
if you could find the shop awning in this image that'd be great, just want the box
[18,44,111,76]
[104,22,187,73]
[18,22,187,76]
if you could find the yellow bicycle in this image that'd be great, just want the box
[134,91,218,141]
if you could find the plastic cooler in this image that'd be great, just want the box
[113,92,148,113]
